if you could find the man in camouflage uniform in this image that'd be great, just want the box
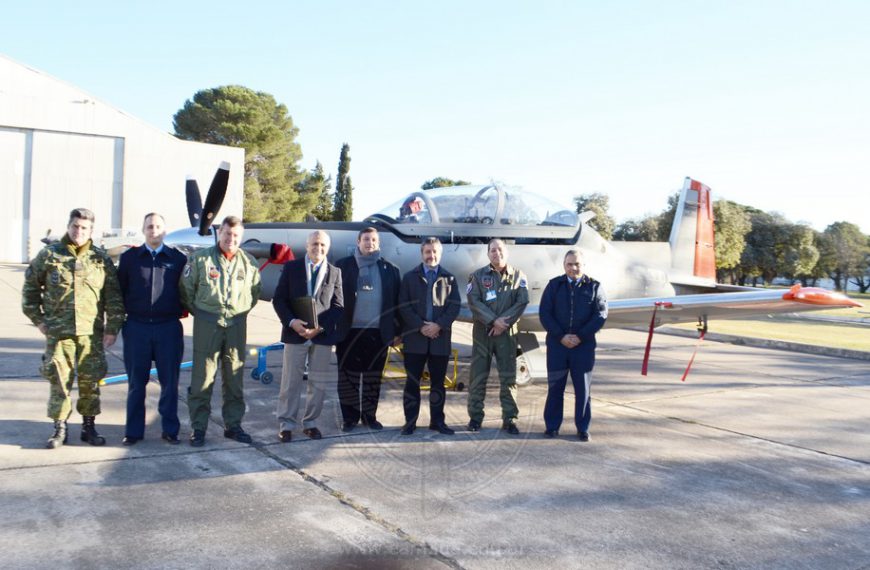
[466,238,529,434]
[181,215,261,447]
[22,208,125,449]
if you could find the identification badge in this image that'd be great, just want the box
[485,290,497,302]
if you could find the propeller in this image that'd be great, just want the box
[185,177,203,227]
[198,161,230,236]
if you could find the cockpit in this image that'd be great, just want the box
[365,184,580,245]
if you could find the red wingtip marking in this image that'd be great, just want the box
[782,285,863,308]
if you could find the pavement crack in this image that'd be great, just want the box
[608,401,870,467]
[250,443,466,570]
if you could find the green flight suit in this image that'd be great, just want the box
[466,263,530,424]
[181,246,261,432]
[21,236,125,420]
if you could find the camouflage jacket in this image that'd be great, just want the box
[22,236,125,337]
[180,245,261,327]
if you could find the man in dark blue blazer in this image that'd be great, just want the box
[539,249,608,441]
[117,213,187,445]
[334,227,401,431]
[398,237,461,435]
[273,230,343,442]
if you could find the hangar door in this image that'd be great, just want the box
[0,128,28,262]
[26,131,124,261]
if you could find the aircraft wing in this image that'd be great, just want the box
[603,286,861,329]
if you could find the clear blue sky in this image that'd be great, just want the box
[4,0,868,233]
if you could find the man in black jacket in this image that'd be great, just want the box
[273,230,344,441]
[334,227,401,431]
[398,237,461,435]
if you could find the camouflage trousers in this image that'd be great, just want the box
[467,326,519,423]
[41,335,108,420]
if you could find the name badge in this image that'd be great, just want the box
[485,290,497,302]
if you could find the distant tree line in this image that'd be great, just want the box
[575,193,870,292]
[172,85,867,291]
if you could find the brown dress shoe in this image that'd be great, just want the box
[279,430,292,443]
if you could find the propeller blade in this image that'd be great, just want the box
[198,162,231,236]
[185,177,203,228]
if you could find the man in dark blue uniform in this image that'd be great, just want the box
[117,213,187,445]
[539,249,607,441]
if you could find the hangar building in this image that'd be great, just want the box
[0,54,245,262]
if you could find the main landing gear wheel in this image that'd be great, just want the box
[515,354,532,386]
[260,371,274,385]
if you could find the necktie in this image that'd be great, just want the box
[425,270,435,321]
[310,264,319,296]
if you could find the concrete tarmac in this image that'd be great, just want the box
[1,263,869,569]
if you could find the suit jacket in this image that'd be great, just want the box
[335,254,401,346]
[273,258,344,345]
[398,265,461,356]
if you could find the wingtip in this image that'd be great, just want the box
[782,285,863,308]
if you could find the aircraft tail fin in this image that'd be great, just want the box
[668,177,716,281]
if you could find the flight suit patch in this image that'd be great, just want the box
[208,266,220,279]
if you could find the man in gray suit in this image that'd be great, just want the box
[398,237,461,435]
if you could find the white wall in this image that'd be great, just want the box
[0,55,245,262]
[0,128,28,261]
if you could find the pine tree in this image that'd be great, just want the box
[333,143,353,221]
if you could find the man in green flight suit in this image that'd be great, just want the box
[181,216,262,447]
[466,238,529,434]
[22,208,125,449]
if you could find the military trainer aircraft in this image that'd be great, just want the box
[167,164,861,382]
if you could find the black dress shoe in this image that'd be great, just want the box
[400,423,416,436]
[224,427,253,444]
[279,430,292,443]
[544,430,558,438]
[578,432,590,442]
[502,421,520,435]
[429,422,455,435]
[161,433,180,445]
[467,420,481,432]
[190,429,206,447]
[303,428,322,440]
[122,436,141,446]
[341,421,358,432]
[364,419,383,430]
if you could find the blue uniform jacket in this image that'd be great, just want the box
[117,245,187,323]
[539,274,608,370]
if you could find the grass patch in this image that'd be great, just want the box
[671,315,870,352]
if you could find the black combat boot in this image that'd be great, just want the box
[80,416,106,446]
[46,420,68,449]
